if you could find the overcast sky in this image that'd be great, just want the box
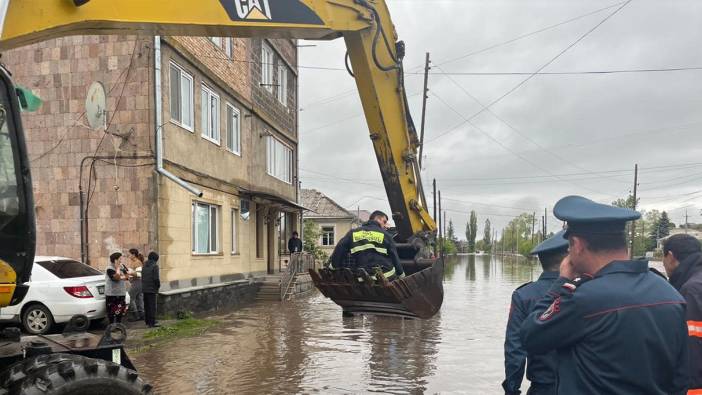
[298,0,702,241]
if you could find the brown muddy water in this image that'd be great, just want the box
[131,254,545,394]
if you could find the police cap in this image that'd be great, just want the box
[554,195,640,237]
[531,229,568,255]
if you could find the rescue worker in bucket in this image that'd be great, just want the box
[329,210,405,281]
[502,230,568,395]
[520,196,689,394]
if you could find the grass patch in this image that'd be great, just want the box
[143,318,220,341]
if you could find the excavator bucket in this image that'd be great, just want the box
[309,258,444,319]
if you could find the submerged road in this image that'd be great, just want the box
[132,255,546,394]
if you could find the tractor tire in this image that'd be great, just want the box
[0,354,152,395]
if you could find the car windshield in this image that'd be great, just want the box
[37,259,101,279]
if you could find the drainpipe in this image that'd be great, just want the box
[153,35,203,198]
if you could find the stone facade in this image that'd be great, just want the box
[4,34,301,313]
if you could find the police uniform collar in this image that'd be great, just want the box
[538,271,559,280]
[594,260,648,277]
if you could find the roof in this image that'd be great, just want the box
[301,189,354,219]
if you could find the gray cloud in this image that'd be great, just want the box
[299,0,702,239]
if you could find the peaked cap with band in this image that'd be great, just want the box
[554,195,640,237]
[531,229,568,255]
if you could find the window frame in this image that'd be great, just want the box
[191,202,220,255]
[209,37,222,48]
[261,43,274,93]
[266,135,293,184]
[277,65,288,106]
[224,37,233,59]
[320,225,336,247]
[225,102,241,156]
[169,61,194,132]
[200,84,221,145]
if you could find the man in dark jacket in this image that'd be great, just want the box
[520,196,688,395]
[141,251,161,328]
[329,210,404,280]
[503,230,567,395]
[288,231,303,254]
[663,233,702,393]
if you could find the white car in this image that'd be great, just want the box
[0,256,130,334]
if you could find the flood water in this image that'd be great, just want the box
[132,254,545,394]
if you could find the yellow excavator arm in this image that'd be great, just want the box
[0,0,436,242]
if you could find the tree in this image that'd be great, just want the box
[612,194,639,209]
[447,220,458,244]
[483,219,492,252]
[498,213,539,256]
[466,210,478,253]
[303,220,328,262]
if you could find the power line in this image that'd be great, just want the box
[423,66,702,76]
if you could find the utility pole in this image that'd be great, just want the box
[531,212,536,244]
[685,209,689,234]
[541,216,545,242]
[544,207,548,237]
[641,220,645,255]
[418,52,431,170]
[630,164,638,259]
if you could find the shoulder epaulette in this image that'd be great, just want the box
[562,274,593,292]
[516,281,533,290]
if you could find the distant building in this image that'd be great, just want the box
[301,189,354,253]
[352,209,372,226]
[657,228,702,249]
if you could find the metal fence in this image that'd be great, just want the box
[281,252,316,301]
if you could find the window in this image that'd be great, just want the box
[209,37,222,47]
[321,226,335,246]
[240,199,250,221]
[169,62,194,130]
[224,38,233,58]
[192,202,219,254]
[266,136,293,183]
[277,65,288,106]
[37,259,101,278]
[231,208,239,254]
[201,85,220,144]
[261,43,274,93]
[225,103,241,155]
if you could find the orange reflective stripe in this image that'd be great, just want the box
[689,321,702,338]
[687,389,702,395]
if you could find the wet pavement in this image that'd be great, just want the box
[130,254,546,394]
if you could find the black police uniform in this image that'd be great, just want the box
[520,196,689,395]
[503,230,568,395]
[329,220,404,278]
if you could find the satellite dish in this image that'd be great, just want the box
[85,81,106,130]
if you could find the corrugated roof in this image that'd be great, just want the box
[301,189,354,219]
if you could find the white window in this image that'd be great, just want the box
[224,38,233,58]
[266,136,292,184]
[169,62,194,130]
[231,208,239,254]
[261,43,274,93]
[201,85,220,144]
[321,226,335,246]
[209,37,222,48]
[192,202,219,254]
[277,65,288,106]
[225,103,241,155]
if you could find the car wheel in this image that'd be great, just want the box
[22,304,54,335]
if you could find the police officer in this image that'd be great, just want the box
[520,196,688,394]
[330,210,405,280]
[503,230,568,395]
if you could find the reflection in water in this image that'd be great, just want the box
[132,255,541,394]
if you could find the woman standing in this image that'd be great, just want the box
[105,251,129,324]
[127,248,144,321]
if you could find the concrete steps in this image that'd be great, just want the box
[256,274,282,301]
